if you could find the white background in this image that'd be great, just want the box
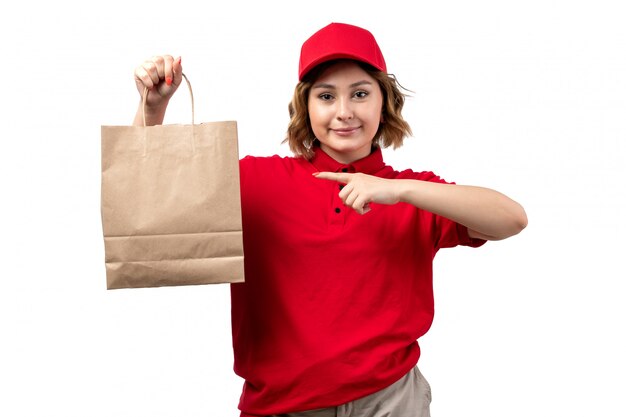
[1,0,624,416]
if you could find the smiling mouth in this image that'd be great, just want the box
[332,127,360,136]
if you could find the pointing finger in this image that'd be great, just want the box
[313,172,353,183]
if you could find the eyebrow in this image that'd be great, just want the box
[311,80,374,90]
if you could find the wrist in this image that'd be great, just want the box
[395,179,414,204]
[141,97,169,114]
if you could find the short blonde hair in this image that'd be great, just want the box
[284,60,412,159]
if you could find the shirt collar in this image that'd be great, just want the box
[310,144,386,175]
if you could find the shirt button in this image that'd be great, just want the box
[334,207,341,214]
[341,168,348,173]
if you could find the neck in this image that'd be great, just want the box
[319,143,374,165]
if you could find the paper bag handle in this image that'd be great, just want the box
[141,73,195,127]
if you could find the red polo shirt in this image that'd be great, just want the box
[231,146,485,416]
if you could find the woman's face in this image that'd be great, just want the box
[307,61,384,164]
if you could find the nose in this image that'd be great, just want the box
[336,97,354,121]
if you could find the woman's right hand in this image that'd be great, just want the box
[133,55,182,125]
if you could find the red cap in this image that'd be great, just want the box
[298,22,387,80]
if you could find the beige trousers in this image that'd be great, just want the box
[271,366,432,417]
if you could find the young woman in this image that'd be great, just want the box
[132,22,527,417]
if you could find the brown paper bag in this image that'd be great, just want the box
[101,74,244,289]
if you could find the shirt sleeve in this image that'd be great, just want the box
[402,169,487,251]
[436,216,487,249]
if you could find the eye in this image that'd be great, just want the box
[354,90,369,99]
[318,93,334,101]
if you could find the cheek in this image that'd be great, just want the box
[366,103,384,125]
[306,105,323,138]
[308,103,331,126]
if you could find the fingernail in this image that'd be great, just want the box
[312,172,319,176]
[165,77,172,86]
[176,56,182,65]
